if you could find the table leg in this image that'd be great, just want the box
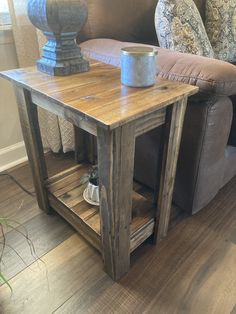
[85,133,97,165]
[74,126,86,163]
[97,124,135,280]
[74,127,97,164]
[15,87,50,213]
[154,97,188,242]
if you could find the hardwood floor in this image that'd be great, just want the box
[0,153,236,314]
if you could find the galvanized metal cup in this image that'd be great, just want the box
[121,46,158,87]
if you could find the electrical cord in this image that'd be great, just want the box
[0,172,36,197]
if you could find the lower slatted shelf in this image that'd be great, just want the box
[46,163,156,253]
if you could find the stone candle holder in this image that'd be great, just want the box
[27,0,89,76]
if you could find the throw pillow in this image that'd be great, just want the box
[155,0,214,58]
[205,0,236,63]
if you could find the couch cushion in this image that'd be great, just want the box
[78,0,158,45]
[205,0,236,63]
[80,39,236,97]
[154,0,214,57]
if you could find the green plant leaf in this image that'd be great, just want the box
[0,218,7,225]
[0,272,12,291]
[79,174,90,185]
[0,216,40,292]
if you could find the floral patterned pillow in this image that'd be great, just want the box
[155,0,214,58]
[205,0,236,63]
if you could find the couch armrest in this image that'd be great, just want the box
[157,50,236,97]
[174,96,233,213]
[80,38,236,97]
[134,95,233,214]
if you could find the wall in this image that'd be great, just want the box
[0,26,27,172]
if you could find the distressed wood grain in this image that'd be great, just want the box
[97,124,135,280]
[155,97,188,241]
[14,87,50,213]
[1,63,198,130]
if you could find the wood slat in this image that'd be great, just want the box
[46,164,90,196]
[49,194,102,252]
[31,92,98,136]
[72,200,98,222]
[135,108,166,137]
[46,164,84,185]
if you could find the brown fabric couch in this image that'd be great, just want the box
[78,0,236,214]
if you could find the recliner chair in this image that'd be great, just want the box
[77,0,236,214]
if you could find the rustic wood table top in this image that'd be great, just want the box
[0,61,198,129]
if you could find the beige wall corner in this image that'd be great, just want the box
[0,26,27,170]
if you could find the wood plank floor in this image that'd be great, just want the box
[0,153,236,314]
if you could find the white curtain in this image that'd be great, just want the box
[7,0,75,153]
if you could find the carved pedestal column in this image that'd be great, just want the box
[27,0,89,76]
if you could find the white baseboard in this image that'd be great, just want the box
[0,141,28,172]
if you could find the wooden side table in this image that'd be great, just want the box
[0,61,198,280]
